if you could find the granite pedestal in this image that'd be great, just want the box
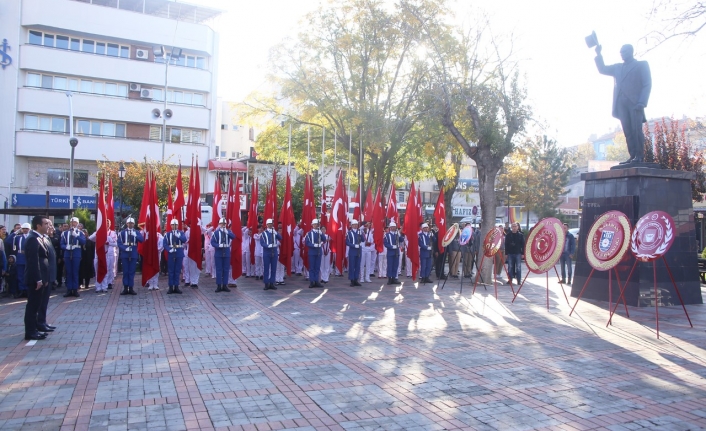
[572,167,703,306]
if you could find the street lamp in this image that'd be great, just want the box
[152,46,182,162]
[118,162,126,228]
[66,92,78,212]
[507,184,512,224]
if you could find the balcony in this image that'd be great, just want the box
[16,130,208,166]
[18,87,209,129]
[22,0,217,54]
[19,44,212,93]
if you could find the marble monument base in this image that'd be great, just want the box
[571,167,703,307]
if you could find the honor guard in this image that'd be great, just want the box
[384,222,401,285]
[211,218,236,292]
[259,219,281,290]
[117,218,143,295]
[164,220,187,294]
[305,219,326,288]
[61,217,86,297]
[88,221,118,292]
[8,223,30,297]
[346,220,363,286]
[418,223,433,283]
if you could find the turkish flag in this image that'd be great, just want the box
[434,188,447,253]
[405,181,420,281]
[264,170,278,227]
[187,159,202,269]
[363,186,374,222]
[418,188,423,220]
[247,178,259,265]
[137,169,150,255]
[141,172,160,286]
[173,166,185,230]
[229,172,243,280]
[211,174,222,228]
[166,186,174,232]
[330,171,347,273]
[278,173,295,274]
[320,187,328,231]
[352,189,361,222]
[96,175,108,284]
[106,178,115,231]
[301,174,314,270]
[386,183,398,224]
[372,187,384,253]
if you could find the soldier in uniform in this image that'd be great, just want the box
[8,223,30,297]
[260,219,281,290]
[305,219,325,288]
[105,220,118,289]
[164,219,187,294]
[359,221,374,284]
[211,218,236,292]
[61,217,86,297]
[384,222,401,285]
[346,220,363,286]
[117,217,143,295]
[418,223,433,284]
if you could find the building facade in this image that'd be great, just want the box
[0,0,220,224]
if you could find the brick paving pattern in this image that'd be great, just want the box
[0,269,704,430]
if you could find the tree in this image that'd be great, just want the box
[604,133,631,162]
[96,158,189,219]
[646,1,706,50]
[240,0,458,205]
[573,142,597,167]
[644,117,706,201]
[407,3,532,281]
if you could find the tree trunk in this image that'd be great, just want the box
[475,149,502,284]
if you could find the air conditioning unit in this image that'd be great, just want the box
[140,89,153,99]
[129,83,141,92]
[135,49,149,60]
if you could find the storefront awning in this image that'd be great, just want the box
[208,160,247,172]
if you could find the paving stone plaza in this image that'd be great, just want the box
[0,271,705,431]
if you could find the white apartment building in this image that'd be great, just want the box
[0,0,221,223]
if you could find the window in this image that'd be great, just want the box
[82,39,95,53]
[174,91,183,103]
[151,88,163,101]
[29,30,42,45]
[43,33,54,47]
[41,75,52,89]
[56,35,69,50]
[53,76,67,90]
[149,126,161,141]
[105,83,117,96]
[70,38,80,51]
[196,57,205,69]
[77,120,90,135]
[27,73,40,87]
[120,46,129,58]
[91,121,101,136]
[118,84,128,97]
[221,124,227,130]
[93,82,104,94]
[95,42,106,55]
[69,79,79,91]
[215,146,219,157]
[187,56,195,67]
[170,128,181,143]
[181,130,192,143]
[24,115,38,130]
[47,169,88,188]
[232,125,239,131]
[102,122,115,137]
[183,93,192,105]
[39,117,51,131]
[193,94,203,105]
[116,124,126,138]
[51,117,66,133]
[220,151,226,158]
[80,80,92,93]
[107,43,119,57]
[191,130,202,144]
[231,152,236,158]
[175,55,185,67]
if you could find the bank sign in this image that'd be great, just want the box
[434,178,479,192]
[12,194,96,209]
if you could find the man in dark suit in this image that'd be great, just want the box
[594,43,652,164]
[24,215,57,341]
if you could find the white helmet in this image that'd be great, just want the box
[421,223,429,228]
[389,222,397,228]
[170,219,179,225]
[219,218,227,224]
[70,217,79,223]
[266,218,273,225]
[351,219,359,225]
[21,223,30,229]
[312,219,319,225]
[126,217,135,224]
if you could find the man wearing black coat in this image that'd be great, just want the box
[24,215,57,341]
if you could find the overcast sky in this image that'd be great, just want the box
[193,0,705,146]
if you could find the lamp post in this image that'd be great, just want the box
[507,184,512,224]
[152,46,182,163]
[66,92,78,212]
[118,162,126,228]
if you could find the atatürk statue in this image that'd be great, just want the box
[594,43,652,164]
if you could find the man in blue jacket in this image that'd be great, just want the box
[210,218,236,292]
[346,220,363,287]
[418,223,433,284]
[7,223,30,297]
[305,219,326,288]
[384,222,401,285]
[560,223,576,285]
[260,219,281,290]
[164,219,187,294]
[61,217,85,297]
[117,217,143,295]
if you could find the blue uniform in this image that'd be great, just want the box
[346,229,363,282]
[7,232,28,292]
[259,229,282,286]
[61,228,86,292]
[384,231,401,279]
[117,228,144,288]
[418,231,433,279]
[163,230,187,288]
[305,229,326,284]
[210,228,236,286]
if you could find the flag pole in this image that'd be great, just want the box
[287,123,292,175]
[321,127,325,206]
[307,126,311,175]
[359,132,363,220]
[347,130,352,194]
[334,129,337,176]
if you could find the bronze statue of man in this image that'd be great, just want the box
[594,44,652,164]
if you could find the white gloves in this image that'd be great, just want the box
[268,244,274,248]
[354,244,359,248]
[392,245,397,249]
[427,246,432,251]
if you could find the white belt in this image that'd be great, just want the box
[67,245,79,250]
